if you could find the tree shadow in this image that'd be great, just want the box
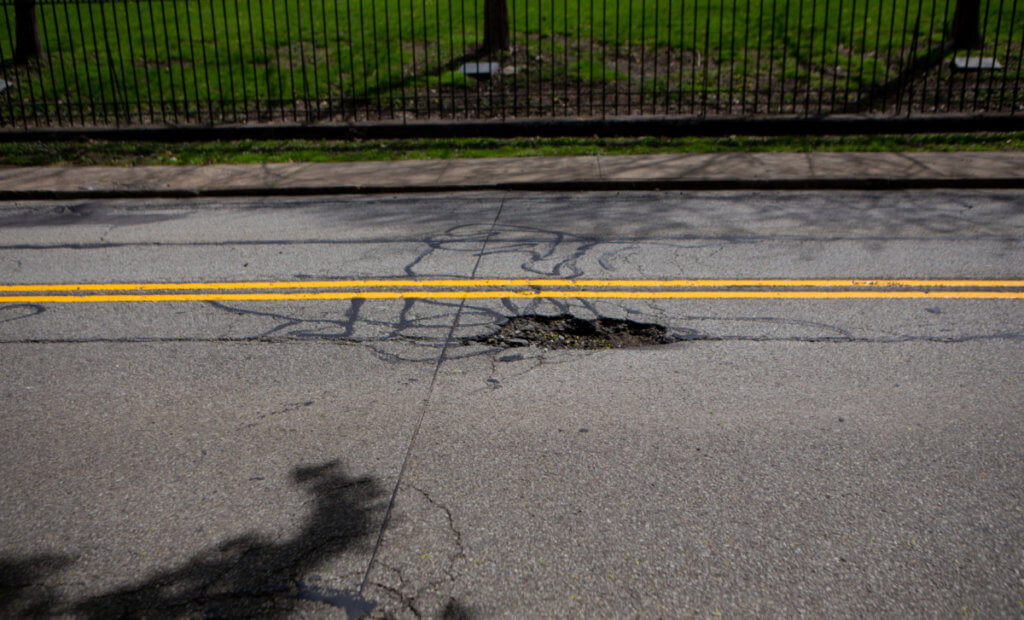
[2,460,383,617]
[845,41,956,113]
[310,43,502,123]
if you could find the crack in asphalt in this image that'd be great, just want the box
[408,484,467,585]
[368,573,422,618]
[359,196,508,602]
[237,399,320,431]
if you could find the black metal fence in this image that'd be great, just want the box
[1,0,1021,129]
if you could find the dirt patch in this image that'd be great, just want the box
[469,314,678,350]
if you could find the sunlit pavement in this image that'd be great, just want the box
[2,190,1023,616]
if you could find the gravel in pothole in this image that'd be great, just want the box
[467,314,678,349]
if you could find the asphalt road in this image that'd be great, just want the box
[1,190,1023,617]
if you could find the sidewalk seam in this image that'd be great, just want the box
[434,159,454,186]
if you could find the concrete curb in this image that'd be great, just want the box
[4,177,1024,201]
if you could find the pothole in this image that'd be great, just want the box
[467,314,679,350]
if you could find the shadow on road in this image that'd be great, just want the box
[1,460,383,617]
[0,554,73,616]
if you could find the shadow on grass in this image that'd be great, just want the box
[1,460,383,617]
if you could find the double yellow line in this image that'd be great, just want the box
[2,278,1024,303]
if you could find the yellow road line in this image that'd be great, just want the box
[2,278,1024,292]
[3,290,1024,303]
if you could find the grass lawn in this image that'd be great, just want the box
[1,0,1021,126]
[1,132,1021,166]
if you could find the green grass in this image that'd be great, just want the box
[1,0,1021,125]
[1,132,1021,166]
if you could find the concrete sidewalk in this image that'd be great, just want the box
[1,151,1024,198]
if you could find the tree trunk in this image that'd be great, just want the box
[13,0,42,64]
[482,0,510,55]
[951,0,983,49]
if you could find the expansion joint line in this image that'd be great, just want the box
[359,195,506,597]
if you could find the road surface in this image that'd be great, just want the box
[1,190,1023,616]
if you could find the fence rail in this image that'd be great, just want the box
[1,0,1021,130]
